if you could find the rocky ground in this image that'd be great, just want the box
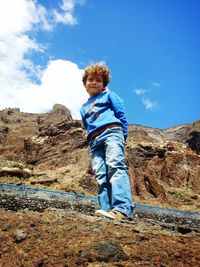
[1,206,200,267]
[0,105,200,266]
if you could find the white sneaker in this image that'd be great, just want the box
[95,209,116,219]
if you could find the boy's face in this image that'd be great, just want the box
[85,74,104,97]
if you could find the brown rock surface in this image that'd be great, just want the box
[0,208,200,266]
[0,106,200,211]
[186,119,200,155]
[0,104,72,160]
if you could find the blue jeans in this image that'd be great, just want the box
[89,127,134,218]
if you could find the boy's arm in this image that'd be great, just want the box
[80,108,87,130]
[108,91,128,140]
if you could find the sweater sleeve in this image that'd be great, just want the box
[80,107,87,130]
[108,91,128,140]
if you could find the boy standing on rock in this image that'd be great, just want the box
[80,63,134,220]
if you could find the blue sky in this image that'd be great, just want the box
[0,0,199,129]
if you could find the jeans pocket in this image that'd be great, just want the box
[109,127,125,143]
[109,126,122,134]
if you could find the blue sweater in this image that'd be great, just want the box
[80,90,128,141]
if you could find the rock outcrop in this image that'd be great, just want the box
[186,119,200,155]
[0,104,72,159]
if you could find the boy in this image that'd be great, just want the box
[80,63,134,220]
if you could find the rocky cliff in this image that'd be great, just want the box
[1,105,200,266]
[0,105,200,212]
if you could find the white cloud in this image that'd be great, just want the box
[62,0,79,11]
[134,88,148,96]
[142,98,157,111]
[133,81,160,111]
[150,81,160,88]
[0,0,37,35]
[53,0,85,25]
[0,59,88,118]
[52,10,77,25]
[0,0,87,119]
[17,60,88,118]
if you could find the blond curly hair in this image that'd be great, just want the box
[82,63,111,88]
